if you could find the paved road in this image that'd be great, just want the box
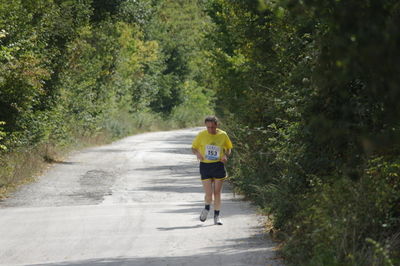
[0,128,282,266]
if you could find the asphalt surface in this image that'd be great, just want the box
[0,128,283,266]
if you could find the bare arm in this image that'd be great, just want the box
[221,149,231,163]
[192,148,204,161]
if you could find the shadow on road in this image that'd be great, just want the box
[156,224,213,230]
[138,185,202,194]
[25,245,282,266]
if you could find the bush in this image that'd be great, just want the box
[205,0,400,264]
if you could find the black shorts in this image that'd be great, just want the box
[200,162,227,180]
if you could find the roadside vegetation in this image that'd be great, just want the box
[1,0,399,265]
[0,0,213,197]
[205,0,400,265]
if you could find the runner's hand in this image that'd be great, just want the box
[196,153,204,161]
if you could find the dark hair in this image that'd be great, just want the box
[204,115,218,124]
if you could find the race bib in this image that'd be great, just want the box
[205,145,221,160]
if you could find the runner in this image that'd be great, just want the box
[191,116,233,225]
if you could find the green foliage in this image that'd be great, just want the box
[118,0,154,27]
[170,80,214,127]
[366,238,395,266]
[114,21,160,112]
[0,0,214,193]
[0,121,6,151]
[146,0,214,115]
[205,0,400,264]
[282,157,400,265]
[5,0,399,264]
[90,0,122,22]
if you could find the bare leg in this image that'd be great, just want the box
[213,179,224,211]
[201,179,213,205]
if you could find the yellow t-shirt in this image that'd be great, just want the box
[192,129,233,163]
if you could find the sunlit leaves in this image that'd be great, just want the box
[0,121,7,151]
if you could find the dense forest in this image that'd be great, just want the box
[1,0,399,265]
